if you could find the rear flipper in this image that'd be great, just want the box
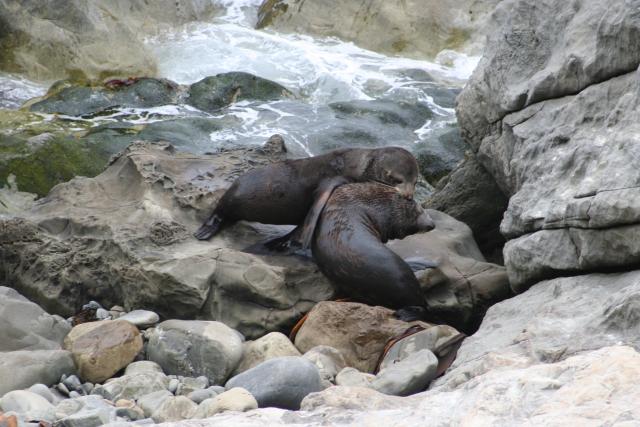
[194,213,224,240]
[404,257,438,272]
[244,228,313,258]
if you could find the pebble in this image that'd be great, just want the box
[57,382,71,396]
[63,375,83,392]
[27,384,56,404]
[96,308,111,320]
[118,310,160,329]
[187,389,217,404]
[193,387,257,418]
[335,367,375,388]
[168,378,179,394]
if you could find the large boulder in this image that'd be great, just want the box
[456,0,640,290]
[0,137,336,338]
[0,350,76,396]
[0,286,70,351]
[63,320,143,383]
[0,0,221,81]
[257,0,502,59]
[146,320,244,385]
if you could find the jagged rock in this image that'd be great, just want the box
[371,349,438,396]
[334,368,374,388]
[0,350,76,396]
[233,332,301,375]
[63,320,143,383]
[388,209,511,333]
[146,320,244,385]
[225,356,322,410]
[0,138,335,338]
[294,302,431,373]
[257,0,501,58]
[0,390,55,423]
[456,0,640,289]
[193,388,257,418]
[0,286,70,351]
[303,346,346,385]
[151,396,197,423]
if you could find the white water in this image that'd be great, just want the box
[0,0,479,156]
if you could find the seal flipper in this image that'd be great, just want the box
[393,305,428,322]
[194,213,224,240]
[404,257,438,272]
[298,176,352,249]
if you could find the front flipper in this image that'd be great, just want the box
[404,257,438,272]
[298,176,352,250]
[194,213,224,240]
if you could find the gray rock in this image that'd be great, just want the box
[0,139,335,339]
[151,396,197,423]
[303,346,346,385]
[0,350,76,396]
[168,378,179,394]
[96,308,111,320]
[0,286,71,351]
[57,382,71,397]
[233,332,301,375]
[56,408,115,427]
[27,384,57,404]
[54,395,115,424]
[93,372,169,402]
[193,388,257,418]
[187,388,217,404]
[137,390,173,418]
[0,390,56,423]
[225,356,323,410]
[335,368,375,388]
[176,376,208,396]
[147,320,244,385]
[63,375,83,393]
[124,361,164,376]
[371,349,438,396]
[118,310,160,329]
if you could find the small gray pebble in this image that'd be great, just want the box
[96,308,111,320]
[115,407,144,421]
[187,388,216,404]
[168,378,179,394]
[57,382,70,396]
[83,300,103,310]
[209,385,225,394]
[63,375,82,391]
[82,383,94,395]
[196,376,209,388]
[69,390,81,398]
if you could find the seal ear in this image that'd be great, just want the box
[298,176,352,249]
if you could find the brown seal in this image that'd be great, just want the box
[194,144,419,240]
[305,182,436,320]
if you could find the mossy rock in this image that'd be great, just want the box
[30,78,183,117]
[188,72,293,113]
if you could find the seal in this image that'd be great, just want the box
[305,181,436,320]
[194,145,419,240]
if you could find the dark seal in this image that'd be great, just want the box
[307,182,436,320]
[194,145,419,240]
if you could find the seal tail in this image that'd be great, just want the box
[194,213,223,240]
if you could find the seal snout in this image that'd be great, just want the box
[417,211,435,232]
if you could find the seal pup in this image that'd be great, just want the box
[303,181,436,320]
[194,145,419,240]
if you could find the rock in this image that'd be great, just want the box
[225,356,322,410]
[257,0,501,58]
[187,72,293,113]
[62,376,83,394]
[233,332,301,375]
[54,395,116,426]
[92,372,169,402]
[187,389,217,405]
[0,390,55,423]
[294,301,429,373]
[301,386,408,411]
[455,0,640,289]
[0,1,221,81]
[168,379,180,394]
[0,139,335,338]
[302,346,346,385]
[124,361,164,376]
[137,390,174,418]
[0,286,70,351]
[423,153,508,263]
[63,320,143,383]
[0,350,76,396]
[146,320,244,385]
[176,377,209,396]
[118,310,160,329]
[151,396,197,423]
[371,349,438,396]
[27,384,57,404]
[335,368,375,388]
[193,388,257,418]
[387,210,511,333]
[378,325,460,371]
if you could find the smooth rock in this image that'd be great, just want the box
[233,332,301,375]
[301,386,407,411]
[151,396,197,423]
[303,346,346,385]
[335,368,375,388]
[137,390,173,418]
[27,384,56,404]
[0,350,76,396]
[93,372,169,402]
[0,390,55,422]
[176,377,208,396]
[187,388,217,405]
[63,320,143,383]
[54,395,115,424]
[225,356,322,410]
[371,349,438,396]
[118,310,160,329]
[0,286,71,351]
[146,320,243,385]
[193,388,257,418]
[124,361,164,376]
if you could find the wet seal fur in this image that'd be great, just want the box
[194,142,419,240]
[307,181,436,320]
